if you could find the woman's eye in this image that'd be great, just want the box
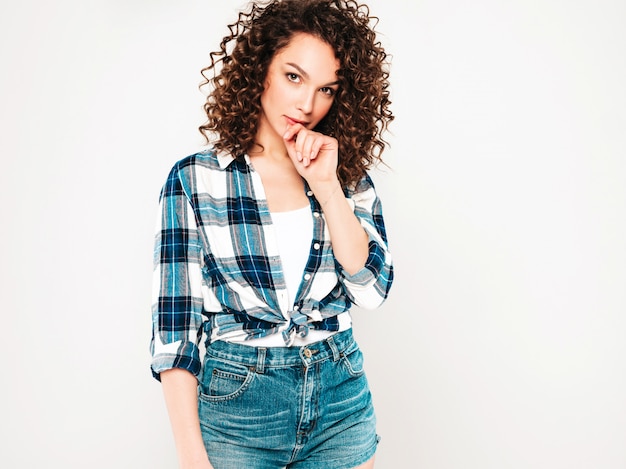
[287,73,299,82]
[320,87,336,97]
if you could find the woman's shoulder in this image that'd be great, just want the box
[345,172,376,196]
[171,146,221,172]
[166,146,231,182]
[163,146,237,199]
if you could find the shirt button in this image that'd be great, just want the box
[313,242,320,250]
[303,348,312,358]
[313,212,320,218]
[304,273,311,281]
[307,190,314,197]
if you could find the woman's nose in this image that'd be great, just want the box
[297,89,315,114]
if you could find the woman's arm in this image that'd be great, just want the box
[283,124,393,306]
[282,124,369,275]
[310,179,369,275]
[161,369,214,469]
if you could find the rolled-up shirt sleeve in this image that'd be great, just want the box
[150,164,206,381]
[339,175,394,309]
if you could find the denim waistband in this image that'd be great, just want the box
[205,328,356,371]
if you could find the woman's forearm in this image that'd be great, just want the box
[161,368,214,469]
[313,181,369,276]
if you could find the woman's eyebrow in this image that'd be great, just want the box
[286,62,310,79]
[286,62,339,86]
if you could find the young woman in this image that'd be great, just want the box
[150,1,394,467]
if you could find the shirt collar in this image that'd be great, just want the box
[214,148,252,171]
[216,148,235,169]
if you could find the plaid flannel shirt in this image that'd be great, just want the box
[150,148,393,380]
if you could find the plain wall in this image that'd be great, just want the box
[1,0,625,467]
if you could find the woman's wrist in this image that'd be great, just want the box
[320,184,342,208]
[311,180,343,209]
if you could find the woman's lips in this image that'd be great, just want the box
[285,116,309,126]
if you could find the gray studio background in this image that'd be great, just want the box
[1,0,625,467]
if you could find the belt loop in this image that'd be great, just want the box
[327,335,340,362]
[256,347,266,374]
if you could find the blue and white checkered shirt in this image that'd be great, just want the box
[150,148,393,379]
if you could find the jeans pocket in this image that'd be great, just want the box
[340,345,366,378]
[199,356,254,402]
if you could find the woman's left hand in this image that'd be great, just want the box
[283,123,339,186]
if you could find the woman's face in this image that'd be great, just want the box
[259,33,340,142]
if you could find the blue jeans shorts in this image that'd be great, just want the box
[198,328,379,469]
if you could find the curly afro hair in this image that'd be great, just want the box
[199,0,393,188]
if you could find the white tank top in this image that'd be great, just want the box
[271,205,313,305]
[228,205,351,346]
